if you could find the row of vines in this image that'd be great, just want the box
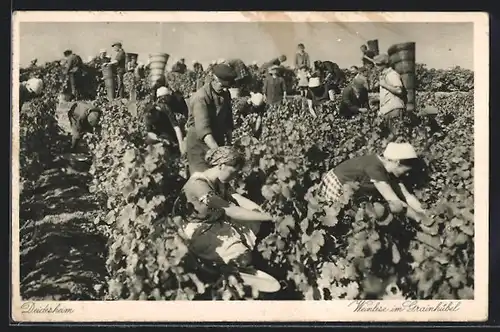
[18,61,474,301]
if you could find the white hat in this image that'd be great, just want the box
[26,78,44,95]
[308,77,321,88]
[252,60,258,65]
[211,60,217,65]
[156,86,170,98]
[99,48,107,53]
[250,93,264,107]
[383,142,418,160]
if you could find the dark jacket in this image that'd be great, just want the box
[321,61,345,86]
[186,83,233,146]
[144,101,180,143]
[64,54,83,75]
[114,49,126,74]
[339,84,370,116]
[172,62,187,74]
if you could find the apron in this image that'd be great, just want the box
[180,173,258,265]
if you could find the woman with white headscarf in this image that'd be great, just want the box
[319,142,427,220]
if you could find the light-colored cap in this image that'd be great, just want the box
[156,86,170,98]
[252,60,258,65]
[383,142,418,160]
[250,93,264,107]
[308,77,321,88]
[26,78,44,95]
[99,48,107,53]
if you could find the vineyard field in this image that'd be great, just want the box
[17,62,475,302]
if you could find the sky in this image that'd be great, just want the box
[18,22,473,70]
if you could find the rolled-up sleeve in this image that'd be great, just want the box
[192,95,212,140]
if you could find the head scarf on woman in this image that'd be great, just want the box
[205,146,245,168]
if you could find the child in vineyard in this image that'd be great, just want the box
[262,65,287,105]
[297,65,310,97]
[174,146,276,270]
[319,142,427,220]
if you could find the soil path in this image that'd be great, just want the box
[19,105,108,300]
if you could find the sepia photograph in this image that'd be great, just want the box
[11,11,489,322]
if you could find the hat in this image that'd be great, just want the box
[268,65,280,73]
[111,41,122,47]
[383,142,418,160]
[156,86,170,98]
[373,54,389,65]
[99,48,107,53]
[192,60,198,64]
[87,110,101,127]
[211,60,217,65]
[250,93,264,107]
[308,77,321,88]
[26,78,44,95]
[252,60,258,65]
[212,63,237,85]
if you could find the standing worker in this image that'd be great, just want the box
[105,42,126,99]
[63,50,84,101]
[373,54,407,134]
[172,58,187,74]
[295,43,311,70]
[262,65,287,106]
[185,63,237,175]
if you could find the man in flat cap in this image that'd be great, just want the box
[185,63,237,175]
[63,50,84,100]
[105,42,126,99]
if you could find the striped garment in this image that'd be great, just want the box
[319,169,344,203]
